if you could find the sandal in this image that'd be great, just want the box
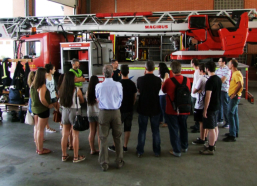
[68,146,73,150]
[73,155,86,163]
[62,154,70,162]
[37,148,51,155]
[90,151,99,155]
[46,128,56,133]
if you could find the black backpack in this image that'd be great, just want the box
[168,77,191,114]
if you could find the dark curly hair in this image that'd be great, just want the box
[87,75,99,106]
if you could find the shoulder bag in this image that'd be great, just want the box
[73,88,89,131]
[25,110,34,125]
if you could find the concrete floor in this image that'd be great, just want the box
[0,85,257,186]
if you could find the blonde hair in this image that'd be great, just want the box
[27,71,35,87]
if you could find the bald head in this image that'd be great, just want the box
[103,64,113,78]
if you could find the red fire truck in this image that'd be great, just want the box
[0,9,256,99]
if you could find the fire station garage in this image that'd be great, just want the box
[0,0,257,185]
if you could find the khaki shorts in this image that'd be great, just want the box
[61,108,81,125]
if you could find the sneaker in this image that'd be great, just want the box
[225,133,238,137]
[222,124,229,128]
[116,160,125,169]
[217,121,224,125]
[123,146,128,152]
[46,128,56,133]
[192,138,205,145]
[199,148,214,155]
[101,163,109,171]
[223,136,236,142]
[108,145,116,152]
[181,148,188,153]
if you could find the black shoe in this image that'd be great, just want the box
[223,136,236,142]
[154,153,160,157]
[108,145,116,152]
[123,146,128,152]
[136,152,142,158]
[225,133,238,138]
[191,129,200,133]
[190,125,197,129]
[192,138,205,145]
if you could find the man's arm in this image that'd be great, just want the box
[74,76,85,83]
[133,93,137,105]
[203,91,212,118]
[230,81,242,99]
[220,76,227,83]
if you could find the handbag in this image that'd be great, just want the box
[73,88,89,131]
[53,110,62,122]
[25,110,34,125]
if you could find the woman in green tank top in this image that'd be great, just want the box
[30,68,54,155]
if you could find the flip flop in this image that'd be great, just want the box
[68,146,73,150]
[62,155,70,162]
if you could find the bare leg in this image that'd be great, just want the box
[69,128,73,149]
[208,129,216,146]
[204,129,209,139]
[97,123,100,150]
[88,122,97,153]
[34,115,39,148]
[199,122,204,140]
[61,124,71,157]
[72,129,79,158]
[124,131,131,148]
[37,117,49,151]
[215,126,219,142]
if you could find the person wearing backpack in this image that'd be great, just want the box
[162,61,191,157]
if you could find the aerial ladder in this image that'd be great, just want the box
[0,9,257,102]
[0,8,257,60]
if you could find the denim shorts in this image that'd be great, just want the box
[51,98,58,103]
[61,108,80,125]
[88,116,98,123]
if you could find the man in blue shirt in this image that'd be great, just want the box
[95,64,124,171]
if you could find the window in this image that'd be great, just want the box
[26,41,41,58]
[214,0,244,10]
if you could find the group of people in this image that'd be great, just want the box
[27,56,243,171]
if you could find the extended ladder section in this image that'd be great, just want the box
[0,9,257,38]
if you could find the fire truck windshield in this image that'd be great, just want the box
[209,17,236,36]
[25,40,41,58]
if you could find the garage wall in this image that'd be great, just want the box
[90,0,213,13]
[91,0,115,13]
[245,0,257,8]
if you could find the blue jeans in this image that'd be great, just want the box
[218,91,229,124]
[159,95,167,123]
[228,96,240,137]
[166,114,188,156]
[137,114,161,155]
